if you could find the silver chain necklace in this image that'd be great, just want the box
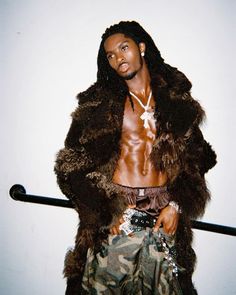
[129,90,155,128]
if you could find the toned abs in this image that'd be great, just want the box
[112,95,167,187]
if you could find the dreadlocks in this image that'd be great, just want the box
[97,21,192,96]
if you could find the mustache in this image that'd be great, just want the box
[118,61,128,70]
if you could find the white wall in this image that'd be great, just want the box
[1,1,235,294]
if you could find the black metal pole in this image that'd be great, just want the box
[9,184,236,236]
[191,220,236,236]
[9,184,73,208]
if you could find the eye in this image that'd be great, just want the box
[107,53,114,60]
[121,45,128,51]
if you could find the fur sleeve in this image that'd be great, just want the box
[189,127,217,176]
[168,126,217,218]
[54,113,127,223]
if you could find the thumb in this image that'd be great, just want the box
[153,216,162,232]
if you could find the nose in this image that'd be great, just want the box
[116,51,124,64]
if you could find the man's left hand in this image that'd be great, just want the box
[153,205,179,235]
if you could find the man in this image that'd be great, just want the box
[55,21,216,294]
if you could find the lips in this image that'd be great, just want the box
[118,62,129,72]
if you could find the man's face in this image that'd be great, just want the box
[104,33,145,80]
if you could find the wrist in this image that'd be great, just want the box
[169,201,182,214]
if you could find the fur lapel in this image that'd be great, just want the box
[76,86,126,145]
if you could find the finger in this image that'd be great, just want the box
[110,227,115,235]
[153,217,162,232]
[169,228,176,236]
[163,227,169,234]
[119,217,125,224]
[171,219,178,233]
[163,219,175,234]
[111,226,118,235]
[171,224,176,234]
[169,222,178,235]
[115,226,120,235]
[117,226,121,235]
[163,224,171,234]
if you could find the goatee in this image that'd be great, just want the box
[123,70,138,80]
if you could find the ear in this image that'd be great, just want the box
[139,42,146,55]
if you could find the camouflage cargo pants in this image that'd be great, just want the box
[81,227,184,294]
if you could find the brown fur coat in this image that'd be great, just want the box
[55,73,216,294]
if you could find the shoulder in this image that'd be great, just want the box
[72,83,108,121]
[76,82,110,105]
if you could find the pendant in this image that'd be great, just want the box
[140,111,155,128]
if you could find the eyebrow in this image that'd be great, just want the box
[105,40,130,54]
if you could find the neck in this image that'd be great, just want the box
[125,62,151,96]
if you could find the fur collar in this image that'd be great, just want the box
[74,78,205,144]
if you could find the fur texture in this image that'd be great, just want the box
[55,74,216,294]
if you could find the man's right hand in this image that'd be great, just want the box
[110,205,136,235]
[110,217,125,235]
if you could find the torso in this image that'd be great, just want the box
[112,95,167,187]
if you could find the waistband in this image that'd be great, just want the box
[115,183,171,216]
[115,184,168,196]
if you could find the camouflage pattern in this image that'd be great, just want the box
[81,227,184,294]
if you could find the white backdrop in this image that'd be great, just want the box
[1,1,235,294]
